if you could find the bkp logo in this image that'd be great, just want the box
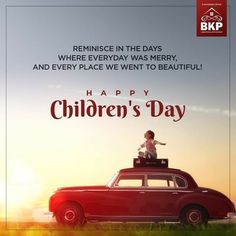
[200,8,223,31]
[197,0,227,37]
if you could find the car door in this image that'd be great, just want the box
[105,173,147,218]
[145,174,189,218]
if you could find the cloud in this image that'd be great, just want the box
[47,84,62,89]
[187,105,236,118]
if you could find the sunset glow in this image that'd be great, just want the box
[0,1,235,224]
[7,159,42,215]
[0,183,4,206]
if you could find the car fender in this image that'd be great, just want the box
[175,191,233,219]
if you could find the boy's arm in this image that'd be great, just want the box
[155,140,166,145]
[159,142,166,145]
[138,142,145,150]
[140,142,145,148]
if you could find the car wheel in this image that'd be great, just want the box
[55,202,86,227]
[180,205,208,225]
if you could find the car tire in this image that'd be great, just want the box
[55,202,86,227]
[180,205,208,225]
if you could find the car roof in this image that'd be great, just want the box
[119,167,182,173]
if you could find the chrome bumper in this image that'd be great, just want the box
[227,212,236,218]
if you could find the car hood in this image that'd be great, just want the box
[57,185,109,192]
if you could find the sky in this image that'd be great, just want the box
[0,0,236,223]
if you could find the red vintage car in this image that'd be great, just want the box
[49,167,235,226]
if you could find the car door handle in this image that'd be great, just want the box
[172,192,178,195]
[139,191,145,194]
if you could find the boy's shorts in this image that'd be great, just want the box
[144,151,157,159]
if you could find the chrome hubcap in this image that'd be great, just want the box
[64,209,76,222]
[188,210,201,224]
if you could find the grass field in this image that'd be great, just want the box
[0,222,236,236]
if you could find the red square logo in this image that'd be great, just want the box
[197,0,227,37]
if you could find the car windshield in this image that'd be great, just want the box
[106,172,119,187]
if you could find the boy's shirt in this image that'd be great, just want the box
[142,139,159,154]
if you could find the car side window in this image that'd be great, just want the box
[175,176,187,188]
[147,175,175,188]
[115,174,145,187]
